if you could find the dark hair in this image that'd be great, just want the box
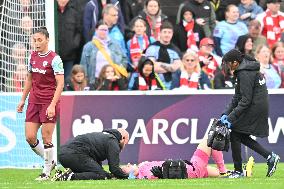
[160,21,173,31]
[222,49,244,64]
[235,35,253,54]
[138,56,155,78]
[95,20,107,29]
[145,0,160,8]
[34,27,49,38]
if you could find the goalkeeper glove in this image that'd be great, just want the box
[150,166,163,179]
[221,114,228,122]
[128,169,136,179]
[222,117,232,129]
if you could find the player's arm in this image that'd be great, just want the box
[46,56,64,118]
[50,74,64,107]
[17,72,32,113]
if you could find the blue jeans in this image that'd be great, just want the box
[63,60,75,81]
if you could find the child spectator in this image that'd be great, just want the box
[127,17,155,71]
[65,65,89,91]
[90,65,128,90]
[128,57,165,90]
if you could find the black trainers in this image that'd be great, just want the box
[266,152,280,177]
[53,168,74,181]
[222,170,244,178]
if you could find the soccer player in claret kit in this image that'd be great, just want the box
[17,27,64,181]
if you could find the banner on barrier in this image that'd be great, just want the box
[60,93,284,163]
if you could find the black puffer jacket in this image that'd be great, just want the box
[223,56,269,137]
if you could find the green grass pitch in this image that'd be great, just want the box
[0,163,283,189]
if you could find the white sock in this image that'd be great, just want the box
[43,146,55,176]
[31,140,44,158]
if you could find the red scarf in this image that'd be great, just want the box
[263,10,284,47]
[198,51,218,78]
[146,15,161,40]
[179,71,199,89]
[130,34,150,65]
[138,74,158,90]
[183,20,198,51]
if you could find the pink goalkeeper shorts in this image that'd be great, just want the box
[188,149,209,178]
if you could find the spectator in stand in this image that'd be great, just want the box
[145,21,182,90]
[19,15,34,50]
[210,0,240,21]
[90,65,128,90]
[238,0,263,27]
[177,0,216,37]
[127,17,155,72]
[247,19,267,54]
[83,0,125,42]
[102,4,127,55]
[271,42,284,87]
[235,34,254,56]
[65,65,89,91]
[213,64,236,89]
[80,21,128,85]
[255,44,281,88]
[213,4,248,56]
[19,0,45,28]
[128,57,165,90]
[172,4,205,53]
[119,0,144,24]
[256,0,284,47]
[10,43,28,92]
[198,37,221,80]
[57,0,84,82]
[171,51,211,90]
[138,0,168,41]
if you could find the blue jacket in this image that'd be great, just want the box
[83,0,125,42]
[238,2,263,26]
[80,38,128,84]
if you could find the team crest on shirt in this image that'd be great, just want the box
[43,61,48,67]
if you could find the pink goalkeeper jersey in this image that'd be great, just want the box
[28,50,64,104]
[137,160,197,179]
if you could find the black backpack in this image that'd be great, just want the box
[162,159,188,179]
[207,118,230,152]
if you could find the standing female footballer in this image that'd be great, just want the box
[17,27,64,181]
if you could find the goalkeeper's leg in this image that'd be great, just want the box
[196,138,227,174]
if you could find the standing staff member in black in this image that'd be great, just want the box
[220,49,280,178]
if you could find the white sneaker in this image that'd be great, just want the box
[35,173,50,181]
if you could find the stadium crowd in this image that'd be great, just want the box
[1,0,284,92]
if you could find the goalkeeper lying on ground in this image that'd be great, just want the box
[121,138,254,179]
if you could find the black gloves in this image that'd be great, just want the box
[150,166,163,179]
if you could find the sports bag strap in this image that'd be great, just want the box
[183,160,195,171]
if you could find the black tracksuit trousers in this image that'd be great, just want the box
[59,147,111,180]
[230,131,271,172]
